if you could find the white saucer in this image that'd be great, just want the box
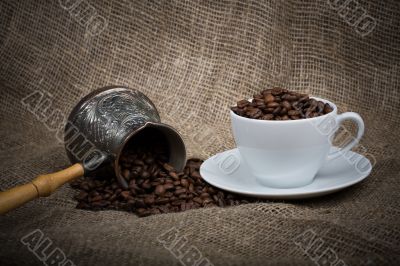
[200,148,372,199]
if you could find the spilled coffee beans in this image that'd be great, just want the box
[231,88,333,120]
[71,154,254,217]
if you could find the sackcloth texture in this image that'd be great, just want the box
[0,0,399,265]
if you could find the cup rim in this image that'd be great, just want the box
[230,96,337,123]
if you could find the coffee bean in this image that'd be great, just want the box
[323,103,333,113]
[264,108,275,113]
[217,198,225,207]
[253,93,263,99]
[264,94,275,103]
[261,89,273,95]
[175,188,187,195]
[191,171,202,179]
[181,202,192,211]
[237,99,250,108]
[131,166,142,175]
[80,183,90,191]
[141,171,150,179]
[299,95,309,102]
[144,195,155,205]
[92,200,109,208]
[144,157,155,164]
[188,183,195,193]
[74,191,88,201]
[212,195,219,202]
[280,108,288,115]
[304,108,311,117]
[103,193,111,199]
[141,180,152,190]
[192,197,203,204]
[200,192,210,199]
[90,195,102,202]
[317,101,325,113]
[281,100,292,110]
[202,198,213,205]
[164,191,174,198]
[309,100,318,110]
[150,181,160,187]
[254,98,265,107]
[207,187,216,194]
[109,194,117,202]
[260,114,273,120]
[87,181,96,189]
[76,202,90,209]
[180,179,189,188]
[156,198,170,205]
[120,191,131,200]
[271,88,283,95]
[133,159,145,166]
[129,180,139,190]
[309,112,318,118]
[282,94,298,101]
[155,185,166,196]
[134,199,146,208]
[272,106,281,115]
[163,183,174,190]
[171,200,185,206]
[163,163,174,172]
[136,208,151,217]
[169,171,179,180]
[89,191,99,197]
[231,106,240,113]
[246,107,262,118]
[288,110,300,116]
[266,102,279,108]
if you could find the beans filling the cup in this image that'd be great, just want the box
[231,88,333,120]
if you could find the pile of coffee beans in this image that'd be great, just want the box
[231,88,333,120]
[71,154,253,217]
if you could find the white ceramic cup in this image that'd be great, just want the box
[230,97,364,188]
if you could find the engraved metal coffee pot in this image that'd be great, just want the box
[0,86,186,214]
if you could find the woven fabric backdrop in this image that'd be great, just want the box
[1,0,399,265]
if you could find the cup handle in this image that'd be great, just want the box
[326,112,365,161]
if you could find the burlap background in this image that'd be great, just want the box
[1,0,399,265]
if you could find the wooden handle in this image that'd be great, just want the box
[0,163,84,215]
